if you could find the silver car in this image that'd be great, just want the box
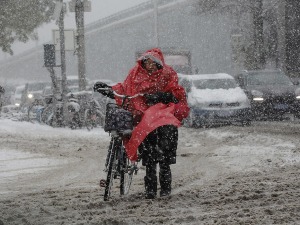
[179,73,252,127]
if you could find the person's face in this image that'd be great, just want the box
[143,58,158,74]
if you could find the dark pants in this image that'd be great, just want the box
[139,125,178,197]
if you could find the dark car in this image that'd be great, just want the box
[235,70,300,119]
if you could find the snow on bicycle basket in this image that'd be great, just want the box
[104,103,133,133]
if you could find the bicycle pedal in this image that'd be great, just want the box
[99,179,106,187]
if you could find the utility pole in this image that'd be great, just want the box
[253,0,265,69]
[59,0,68,126]
[75,0,87,91]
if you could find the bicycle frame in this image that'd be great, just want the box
[98,88,141,201]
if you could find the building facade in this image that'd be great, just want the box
[1,0,297,85]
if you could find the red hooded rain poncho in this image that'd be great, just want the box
[112,48,190,161]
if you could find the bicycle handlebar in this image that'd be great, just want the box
[96,88,144,99]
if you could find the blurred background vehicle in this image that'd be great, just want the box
[12,85,26,107]
[179,73,252,127]
[235,70,300,120]
[25,81,50,105]
[13,81,50,110]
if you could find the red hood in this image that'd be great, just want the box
[137,48,165,67]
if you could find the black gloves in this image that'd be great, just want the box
[93,82,114,99]
[144,92,179,105]
[93,81,111,91]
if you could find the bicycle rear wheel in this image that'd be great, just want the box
[120,152,134,195]
[104,137,120,201]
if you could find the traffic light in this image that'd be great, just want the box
[44,44,56,67]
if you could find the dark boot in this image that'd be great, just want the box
[144,176,157,199]
[159,163,172,197]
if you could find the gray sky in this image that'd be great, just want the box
[2,0,148,58]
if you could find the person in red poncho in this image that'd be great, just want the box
[94,48,190,199]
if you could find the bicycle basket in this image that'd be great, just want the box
[104,103,133,132]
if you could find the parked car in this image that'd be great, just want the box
[12,85,26,107]
[178,73,252,127]
[235,70,300,119]
[12,81,50,109]
[26,81,50,102]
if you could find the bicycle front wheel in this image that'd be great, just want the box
[104,137,119,201]
[120,151,134,195]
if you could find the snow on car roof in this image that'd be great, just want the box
[178,73,234,80]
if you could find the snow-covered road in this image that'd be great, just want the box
[0,118,299,224]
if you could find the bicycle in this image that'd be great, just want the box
[99,89,141,201]
[27,98,45,123]
[40,95,64,127]
[65,93,82,129]
[84,97,105,131]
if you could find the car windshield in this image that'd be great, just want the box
[247,72,293,85]
[192,79,238,90]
